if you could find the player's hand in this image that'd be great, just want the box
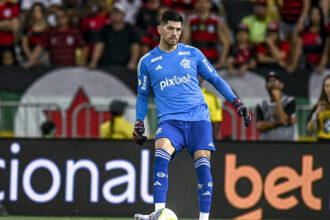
[232,98,251,127]
[133,119,147,145]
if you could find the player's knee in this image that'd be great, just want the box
[155,138,175,155]
[194,150,211,161]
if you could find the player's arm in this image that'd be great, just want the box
[89,27,106,69]
[0,18,19,32]
[196,50,251,127]
[215,20,231,69]
[255,104,280,132]
[24,44,44,68]
[181,18,191,44]
[283,99,296,125]
[133,58,151,145]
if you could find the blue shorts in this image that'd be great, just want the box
[155,120,215,158]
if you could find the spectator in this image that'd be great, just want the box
[181,0,231,69]
[256,22,290,68]
[287,6,330,73]
[99,100,134,139]
[199,76,222,140]
[256,71,296,141]
[1,49,14,65]
[24,8,88,68]
[20,0,63,27]
[116,0,142,25]
[227,23,256,76]
[20,0,62,11]
[140,6,168,55]
[81,0,110,59]
[40,120,56,138]
[162,0,197,14]
[241,0,273,44]
[0,0,19,64]
[307,75,330,141]
[21,3,49,65]
[277,0,310,41]
[89,2,140,70]
[136,0,162,33]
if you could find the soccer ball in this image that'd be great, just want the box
[151,208,178,220]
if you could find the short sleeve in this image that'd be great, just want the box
[256,104,264,122]
[128,25,140,45]
[93,25,108,43]
[39,30,50,49]
[284,99,296,117]
[12,4,20,17]
[74,30,86,48]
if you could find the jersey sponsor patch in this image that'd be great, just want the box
[141,75,148,90]
[151,56,162,63]
[160,74,192,91]
[202,59,213,72]
[178,51,190,55]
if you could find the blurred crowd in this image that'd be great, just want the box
[0,0,329,76]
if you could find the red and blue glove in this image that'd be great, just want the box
[232,98,251,127]
[133,119,147,145]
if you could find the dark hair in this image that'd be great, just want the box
[160,10,183,25]
[109,100,128,137]
[27,3,48,26]
[318,75,330,104]
[304,6,326,47]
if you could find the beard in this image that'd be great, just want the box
[164,37,178,47]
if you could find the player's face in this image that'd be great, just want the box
[158,21,182,47]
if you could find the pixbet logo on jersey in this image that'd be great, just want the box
[160,74,192,91]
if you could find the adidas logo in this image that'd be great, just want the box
[155,65,162,70]
[208,142,214,147]
[154,181,162,186]
[202,191,211,196]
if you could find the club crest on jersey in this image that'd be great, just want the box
[180,58,191,69]
[151,56,162,63]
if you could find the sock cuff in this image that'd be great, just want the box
[194,157,210,169]
[155,149,171,161]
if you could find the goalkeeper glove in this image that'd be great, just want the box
[133,119,147,145]
[232,98,251,127]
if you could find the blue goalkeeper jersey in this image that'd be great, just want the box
[137,43,236,123]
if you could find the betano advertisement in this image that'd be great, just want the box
[0,139,329,219]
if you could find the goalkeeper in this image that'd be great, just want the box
[133,10,250,220]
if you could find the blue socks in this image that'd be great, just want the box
[153,149,171,203]
[153,150,213,214]
[195,157,213,213]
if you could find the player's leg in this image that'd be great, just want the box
[153,120,184,211]
[187,120,215,220]
[135,120,184,220]
[153,138,175,211]
[194,150,212,220]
